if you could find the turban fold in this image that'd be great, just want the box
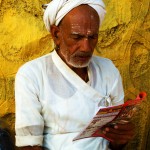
[43,0,106,32]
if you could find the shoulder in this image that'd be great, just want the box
[92,55,113,65]
[16,53,52,78]
[91,55,120,82]
[92,55,119,73]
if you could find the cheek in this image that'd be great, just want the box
[69,43,80,53]
[63,39,80,54]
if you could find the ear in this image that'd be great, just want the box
[50,25,61,46]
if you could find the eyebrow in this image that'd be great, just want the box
[70,33,84,39]
[71,32,81,35]
[70,32,98,37]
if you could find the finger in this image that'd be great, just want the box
[103,126,134,137]
[103,130,133,144]
[106,122,134,131]
[114,122,135,131]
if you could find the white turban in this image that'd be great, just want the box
[43,0,106,32]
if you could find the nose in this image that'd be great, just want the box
[81,38,91,52]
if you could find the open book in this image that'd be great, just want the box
[73,92,147,141]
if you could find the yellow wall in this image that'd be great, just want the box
[0,0,150,149]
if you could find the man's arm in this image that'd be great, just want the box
[21,146,43,150]
[15,66,44,148]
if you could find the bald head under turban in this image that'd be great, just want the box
[43,0,106,32]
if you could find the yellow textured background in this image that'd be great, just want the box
[0,0,150,149]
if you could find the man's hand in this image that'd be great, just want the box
[102,122,135,149]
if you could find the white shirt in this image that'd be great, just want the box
[15,50,124,150]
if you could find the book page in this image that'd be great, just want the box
[73,92,146,141]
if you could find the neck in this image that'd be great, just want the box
[72,67,89,82]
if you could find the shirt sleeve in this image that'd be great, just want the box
[15,65,44,147]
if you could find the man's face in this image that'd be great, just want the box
[55,5,100,68]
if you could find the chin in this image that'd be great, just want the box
[68,61,90,68]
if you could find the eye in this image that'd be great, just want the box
[71,34,83,40]
[72,35,83,40]
[89,34,98,39]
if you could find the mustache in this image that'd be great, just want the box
[72,51,92,57]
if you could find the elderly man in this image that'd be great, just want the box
[15,0,134,150]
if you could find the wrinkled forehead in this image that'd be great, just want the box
[60,5,100,33]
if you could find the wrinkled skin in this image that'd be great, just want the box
[21,5,135,150]
[51,5,99,69]
[51,5,99,80]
